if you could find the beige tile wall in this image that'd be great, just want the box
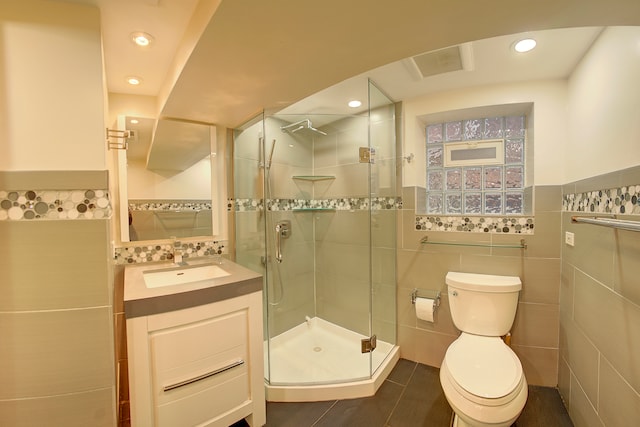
[398,185,562,386]
[0,219,115,427]
[559,167,640,426]
[113,264,129,426]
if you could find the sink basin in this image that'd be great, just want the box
[143,264,231,288]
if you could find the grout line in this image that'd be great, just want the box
[310,400,339,427]
[384,362,417,426]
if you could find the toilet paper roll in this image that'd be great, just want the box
[415,297,435,322]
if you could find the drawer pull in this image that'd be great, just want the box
[163,359,245,392]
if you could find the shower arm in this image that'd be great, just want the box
[281,119,310,133]
[280,119,327,136]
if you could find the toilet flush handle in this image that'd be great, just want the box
[451,290,458,297]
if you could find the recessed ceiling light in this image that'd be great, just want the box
[130,119,139,124]
[514,38,537,53]
[131,32,154,47]
[126,76,142,85]
[348,100,362,108]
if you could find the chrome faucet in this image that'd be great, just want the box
[172,239,187,266]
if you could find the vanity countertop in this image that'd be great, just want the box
[124,258,263,318]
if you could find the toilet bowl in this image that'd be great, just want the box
[440,333,527,427]
[439,272,528,427]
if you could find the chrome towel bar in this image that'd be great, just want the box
[571,216,640,232]
[420,236,527,249]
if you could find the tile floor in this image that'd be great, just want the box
[234,359,573,427]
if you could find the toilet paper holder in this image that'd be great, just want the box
[411,288,441,308]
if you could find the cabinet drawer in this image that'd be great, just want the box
[156,371,249,427]
[150,309,249,407]
[150,309,248,371]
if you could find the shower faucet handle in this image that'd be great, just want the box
[275,220,291,263]
[275,220,291,237]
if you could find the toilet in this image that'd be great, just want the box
[439,272,528,427]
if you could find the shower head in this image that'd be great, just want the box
[280,119,327,136]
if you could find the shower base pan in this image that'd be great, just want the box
[264,317,399,402]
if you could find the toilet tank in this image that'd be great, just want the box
[446,272,521,336]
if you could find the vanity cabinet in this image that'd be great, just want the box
[125,261,265,427]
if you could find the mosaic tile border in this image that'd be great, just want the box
[415,215,535,234]
[129,199,212,211]
[114,240,226,264]
[0,189,111,220]
[234,197,402,212]
[563,184,640,214]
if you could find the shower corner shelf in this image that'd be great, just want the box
[292,175,335,182]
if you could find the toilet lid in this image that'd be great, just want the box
[445,334,522,399]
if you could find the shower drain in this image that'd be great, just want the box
[313,346,322,352]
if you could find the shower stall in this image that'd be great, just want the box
[233,81,398,401]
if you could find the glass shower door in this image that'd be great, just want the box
[367,79,397,376]
[264,112,375,386]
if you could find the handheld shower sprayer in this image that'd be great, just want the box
[267,139,276,169]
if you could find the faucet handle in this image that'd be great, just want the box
[172,239,184,264]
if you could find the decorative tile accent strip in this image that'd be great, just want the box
[234,198,264,212]
[129,199,212,211]
[563,185,640,214]
[415,215,535,234]
[234,197,401,212]
[0,189,111,220]
[114,240,226,264]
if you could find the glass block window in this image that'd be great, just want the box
[425,115,526,215]
[464,193,482,214]
[464,168,482,190]
[426,123,443,143]
[427,193,444,213]
[446,169,462,190]
[445,121,463,141]
[463,119,483,140]
[484,167,503,189]
[446,193,462,214]
[427,170,443,191]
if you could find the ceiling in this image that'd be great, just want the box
[57,0,640,169]
[65,0,640,127]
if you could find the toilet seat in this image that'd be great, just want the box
[444,333,523,406]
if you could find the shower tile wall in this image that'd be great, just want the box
[264,117,317,336]
[397,184,562,386]
[559,165,640,426]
